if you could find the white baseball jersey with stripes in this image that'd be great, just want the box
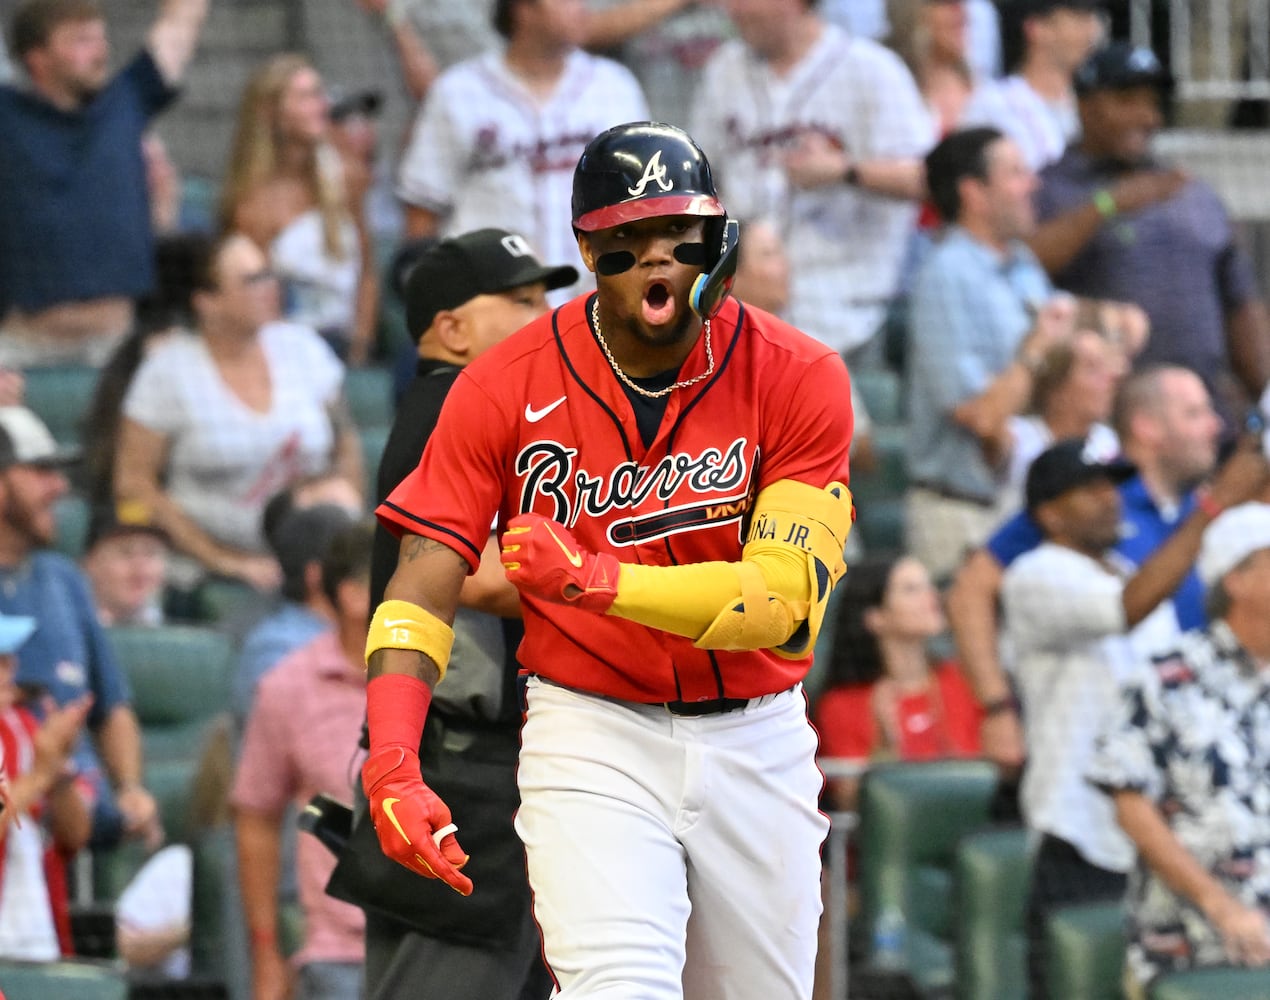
[690,25,934,355]
[961,74,1079,173]
[397,49,648,302]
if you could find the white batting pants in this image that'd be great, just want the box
[515,677,829,1000]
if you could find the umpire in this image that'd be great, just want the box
[327,229,576,999]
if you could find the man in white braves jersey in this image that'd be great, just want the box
[395,0,647,303]
[961,0,1105,172]
[688,0,933,368]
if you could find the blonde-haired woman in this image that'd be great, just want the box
[221,53,378,365]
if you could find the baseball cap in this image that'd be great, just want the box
[1075,42,1171,95]
[0,406,79,471]
[404,229,579,341]
[328,86,382,122]
[0,614,35,656]
[1025,437,1136,512]
[86,500,168,552]
[1197,502,1270,588]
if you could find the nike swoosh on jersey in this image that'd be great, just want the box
[544,524,585,568]
[525,396,567,423]
[381,797,413,845]
[382,619,413,628]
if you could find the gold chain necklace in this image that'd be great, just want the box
[590,299,714,400]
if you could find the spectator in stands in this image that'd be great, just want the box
[906,126,1075,581]
[961,0,1104,171]
[0,613,92,961]
[948,365,1250,772]
[395,0,647,302]
[0,0,209,368]
[232,520,373,1000]
[221,54,379,366]
[80,232,203,511]
[142,131,211,237]
[814,555,981,811]
[327,85,401,252]
[0,405,162,850]
[113,232,363,597]
[1090,502,1270,995]
[1001,437,1266,999]
[1030,42,1270,421]
[81,502,169,628]
[233,502,358,731]
[691,0,932,369]
[892,0,976,135]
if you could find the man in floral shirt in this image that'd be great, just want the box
[1090,501,1270,996]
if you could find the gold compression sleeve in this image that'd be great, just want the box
[607,480,852,654]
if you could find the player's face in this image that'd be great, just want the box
[580,214,706,349]
[872,557,945,641]
[277,67,331,144]
[1153,370,1221,487]
[456,282,550,360]
[0,465,69,551]
[82,533,167,625]
[731,220,790,316]
[1079,87,1162,165]
[40,17,110,99]
[981,138,1037,241]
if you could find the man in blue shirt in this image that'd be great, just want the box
[947,364,1266,771]
[0,0,209,367]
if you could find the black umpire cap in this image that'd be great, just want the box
[403,229,578,342]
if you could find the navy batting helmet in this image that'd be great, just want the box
[572,121,726,232]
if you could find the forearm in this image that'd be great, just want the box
[369,537,468,683]
[582,0,690,50]
[1027,201,1104,276]
[115,470,249,576]
[946,551,1012,703]
[1122,509,1211,626]
[1226,300,1270,400]
[147,0,210,84]
[234,810,284,951]
[854,159,927,201]
[348,219,380,365]
[951,361,1033,452]
[46,779,92,852]
[96,705,144,790]
[386,17,440,102]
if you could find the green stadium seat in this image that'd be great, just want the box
[361,423,391,501]
[852,424,907,556]
[857,759,999,995]
[1149,965,1270,999]
[0,958,128,1000]
[344,365,395,429]
[191,578,258,625]
[54,492,91,559]
[855,368,904,424]
[22,365,100,446]
[1045,900,1126,1000]
[954,826,1033,1000]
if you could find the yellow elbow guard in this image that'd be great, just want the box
[365,599,454,682]
[695,480,853,657]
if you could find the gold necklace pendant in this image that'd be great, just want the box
[590,299,714,400]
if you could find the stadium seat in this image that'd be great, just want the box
[1045,900,1126,1000]
[344,364,395,429]
[857,759,999,995]
[191,578,258,625]
[22,365,100,446]
[852,424,907,555]
[54,492,91,559]
[107,624,233,762]
[855,368,904,425]
[1148,965,1270,999]
[954,825,1033,1000]
[361,423,391,501]
[0,958,128,1000]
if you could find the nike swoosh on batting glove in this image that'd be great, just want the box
[361,745,472,896]
[500,513,620,613]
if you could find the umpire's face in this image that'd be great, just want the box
[579,214,706,350]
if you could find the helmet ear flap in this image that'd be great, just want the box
[689,218,739,319]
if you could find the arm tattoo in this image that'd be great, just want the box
[400,535,452,563]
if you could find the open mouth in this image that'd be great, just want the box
[642,280,675,326]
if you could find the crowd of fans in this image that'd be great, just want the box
[1,0,1270,997]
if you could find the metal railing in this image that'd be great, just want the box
[820,756,868,1000]
[1130,0,1270,100]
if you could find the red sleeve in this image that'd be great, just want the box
[376,369,512,572]
[757,346,853,493]
[813,684,876,761]
[935,661,983,757]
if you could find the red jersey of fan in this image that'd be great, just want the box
[378,293,853,704]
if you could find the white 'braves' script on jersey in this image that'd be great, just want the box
[627,150,674,197]
[397,50,648,305]
[689,25,934,354]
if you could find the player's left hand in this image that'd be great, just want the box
[500,514,620,613]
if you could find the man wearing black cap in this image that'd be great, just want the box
[963,0,1105,171]
[1029,41,1270,421]
[1001,434,1267,997]
[332,228,574,1000]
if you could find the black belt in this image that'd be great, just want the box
[663,696,752,717]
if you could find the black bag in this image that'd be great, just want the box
[325,716,530,949]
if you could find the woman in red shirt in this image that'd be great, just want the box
[815,555,982,810]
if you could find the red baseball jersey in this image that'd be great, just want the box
[378,293,853,703]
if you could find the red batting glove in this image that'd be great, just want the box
[500,513,620,613]
[362,674,472,895]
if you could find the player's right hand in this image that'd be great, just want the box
[362,745,472,896]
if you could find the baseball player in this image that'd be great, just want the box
[395,0,648,303]
[365,122,854,998]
